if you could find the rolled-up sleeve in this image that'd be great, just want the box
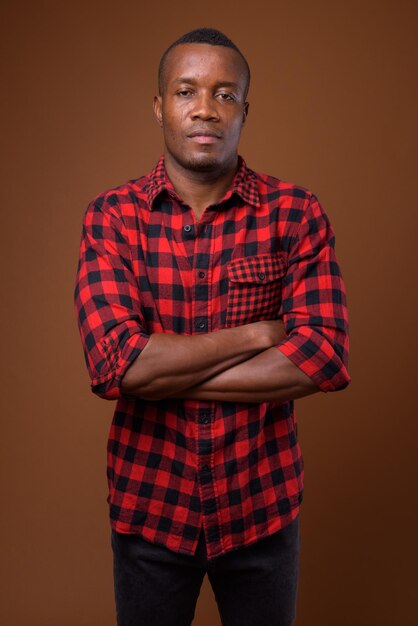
[73,196,150,400]
[277,193,351,392]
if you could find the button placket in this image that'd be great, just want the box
[193,219,210,335]
[193,218,221,546]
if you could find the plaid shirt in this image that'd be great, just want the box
[74,155,350,560]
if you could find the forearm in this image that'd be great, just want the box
[169,347,320,403]
[120,321,285,400]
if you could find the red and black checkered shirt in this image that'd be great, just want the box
[74,155,350,560]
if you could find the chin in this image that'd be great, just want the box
[171,149,222,173]
[188,156,220,172]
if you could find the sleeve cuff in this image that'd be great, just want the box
[277,328,351,393]
[91,330,150,400]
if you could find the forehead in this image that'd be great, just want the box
[163,43,247,88]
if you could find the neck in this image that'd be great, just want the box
[163,153,239,220]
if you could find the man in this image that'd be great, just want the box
[74,27,350,626]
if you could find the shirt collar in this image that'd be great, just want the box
[146,154,260,210]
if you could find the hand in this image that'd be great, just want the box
[247,319,286,349]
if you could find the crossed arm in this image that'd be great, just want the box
[120,320,319,403]
[75,193,350,403]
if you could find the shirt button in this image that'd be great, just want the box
[199,414,210,424]
[201,464,210,472]
[184,224,192,232]
[195,318,207,330]
[258,272,266,280]
[198,271,206,279]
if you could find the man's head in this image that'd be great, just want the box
[158,28,250,99]
[153,28,250,175]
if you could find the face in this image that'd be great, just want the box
[153,43,249,175]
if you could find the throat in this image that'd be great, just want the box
[164,153,239,219]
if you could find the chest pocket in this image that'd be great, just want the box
[225,253,287,327]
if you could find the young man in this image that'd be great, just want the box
[74,27,350,626]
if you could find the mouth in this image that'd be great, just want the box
[187,129,222,144]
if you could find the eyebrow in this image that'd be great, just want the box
[172,77,241,90]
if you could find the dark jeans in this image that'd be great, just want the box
[111,515,300,626]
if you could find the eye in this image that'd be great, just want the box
[177,89,194,97]
[217,92,235,102]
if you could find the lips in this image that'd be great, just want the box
[187,128,222,139]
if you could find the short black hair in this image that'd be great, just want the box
[158,27,250,98]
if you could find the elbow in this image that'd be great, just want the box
[336,370,351,391]
[278,327,351,394]
[313,332,351,393]
[91,375,167,402]
[120,374,168,401]
[339,368,351,390]
[91,380,121,401]
[321,365,351,393]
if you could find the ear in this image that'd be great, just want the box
[242,101,249,125]
[153,95,163,127]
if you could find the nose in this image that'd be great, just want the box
[190,93,220,121]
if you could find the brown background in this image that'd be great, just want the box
[1,0,417,624]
